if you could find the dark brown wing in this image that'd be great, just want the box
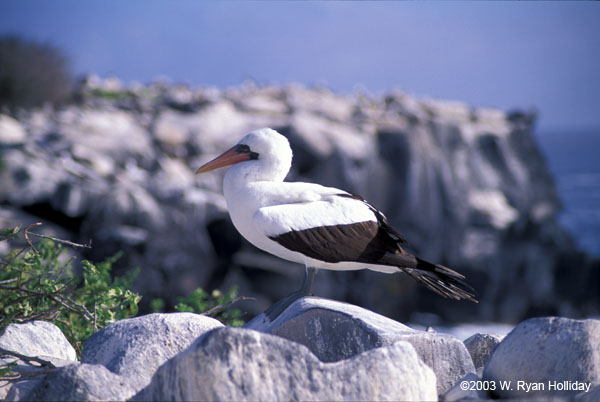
[268,193,478,303]
[336,192,409,246]
[269,220,394,264]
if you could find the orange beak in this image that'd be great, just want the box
[196,144,257,174]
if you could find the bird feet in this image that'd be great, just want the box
[262,266,317,322]
[263,290,307,322]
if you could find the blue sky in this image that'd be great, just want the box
[1,1,599,132]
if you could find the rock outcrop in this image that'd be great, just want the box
[0,321,76,362]
[463,332,505,373]
[483,317,600,399]
[0,321,78,401]
[0,76,582,323]
[246,297,474,394]
[24,363,136,401]
[81,313,224,392]
[135,327,438,401]
[1,307,598,401]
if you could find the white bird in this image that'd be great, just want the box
[197,128,477,319]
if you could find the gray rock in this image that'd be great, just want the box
[463,333,505,371]
[81,313,223,392]
[483,317,600,399]
[57,108,153,162]
[21,363,135,401]
[0,206,80,258]
[246,297,474,394]
[575,384,600,402]
[441,372,489,401]
[2,357,77,401]
[401,330,476,395]
[135,327,437,401]
[0,321,77,362]
[0,114,26,144]
[5,379,42,402]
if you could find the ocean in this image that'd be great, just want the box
[536,130,600,257]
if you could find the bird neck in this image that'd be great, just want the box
[223,158,290,190]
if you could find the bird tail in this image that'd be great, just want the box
[400,257,478,303]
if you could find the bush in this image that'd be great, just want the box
[166,287,246,327]
[0,36,73,112]
[0,224,140,356]
[0,223,249,359]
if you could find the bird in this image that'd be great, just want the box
[196,128,477,320]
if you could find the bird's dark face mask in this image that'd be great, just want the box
[196,144,259,174]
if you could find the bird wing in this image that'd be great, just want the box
[253,188,478,303]
[253,192,402,264]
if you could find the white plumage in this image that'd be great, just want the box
[196,127,477,316]
[208,128,392,273]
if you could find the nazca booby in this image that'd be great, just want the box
[196,128,477,319]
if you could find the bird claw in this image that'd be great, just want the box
[262,290,307,322]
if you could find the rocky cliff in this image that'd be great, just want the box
[0,76,588,323]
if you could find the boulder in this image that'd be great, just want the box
[0,321,76,362]
[483,317,600,399]
[19,363,135,401]
[463,333,505,372]
[575,384,600,402]
[82,313,223,392]
[246,297,474,394]
[56,107,153,163]
[134,327,438,401]
[441,372,489,402]
[0,114,26,144]
[0,320,76,400]
[1,356,74,401]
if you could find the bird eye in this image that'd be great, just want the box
[235,144,251,153]
[234,144,259,160]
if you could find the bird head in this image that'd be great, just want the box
[196,128,292,181]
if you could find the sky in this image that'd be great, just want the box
[1,1,599,133]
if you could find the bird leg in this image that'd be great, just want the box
[263,266,317,322]
[301,266,317,295]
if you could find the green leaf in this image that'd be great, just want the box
[0,225,21,241]
[0,226,141,358]
[0,361,18,376]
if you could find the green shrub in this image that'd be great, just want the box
[1,222,249,370]
[150,286,247,327]
[0,225,140,356]
[173,287,246,327]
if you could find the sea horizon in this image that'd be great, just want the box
[536,129,600,257]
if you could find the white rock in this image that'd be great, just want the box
[57,108,152,161]
[236,92,289,115]
[0,321,77,361]
[19,363,135,401]
[468,189,518,229]
[81,313,223,392]
[0,114,27,144]
[135,327,438,401]
[441,372,488,401]
[153,109,191,146]
[246,297,474,395]
[483,317,600,399]
[1,356,74,401]
[287,86,355,123]
[575,384,600,402]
